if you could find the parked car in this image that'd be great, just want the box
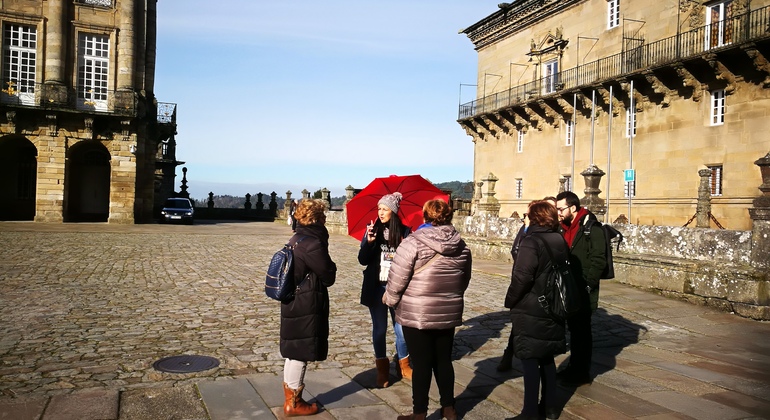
[159,198,194,224]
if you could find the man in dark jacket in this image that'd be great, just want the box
[555,191,607,386]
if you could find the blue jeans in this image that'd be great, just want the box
[369,289,408,359]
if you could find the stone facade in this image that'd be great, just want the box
[0,0,179,224]
[459,0,770,230]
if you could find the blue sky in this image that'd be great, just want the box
[154,1,495,200]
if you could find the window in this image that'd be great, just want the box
[77,33,110,111]
[543,60,559,93]
[517,131,524,153]
[2,24,37,106]
[706,0,733,49]
[608,0,620,29]
[515,179,523,199]
[565,120,574,146]
[708,165,723,196]
[624,181,636,198]
[710,89,725,125]
[626,108,637,138]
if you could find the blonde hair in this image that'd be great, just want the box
[294,199,327,226]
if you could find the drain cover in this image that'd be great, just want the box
[153,355,220,373]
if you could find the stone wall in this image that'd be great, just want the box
[455,214,768,321]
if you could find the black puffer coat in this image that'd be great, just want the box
[504,225,567,360]
[280,223,337,362]
[357,223,410,307]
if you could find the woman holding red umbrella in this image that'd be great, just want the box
[357,192,412,388]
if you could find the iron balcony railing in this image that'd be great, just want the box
[74,0,113,7]
[459,4,770,119]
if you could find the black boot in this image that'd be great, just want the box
[497,347,514,372]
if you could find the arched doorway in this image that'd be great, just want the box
[65,141,110,222]
[0,136,37,221]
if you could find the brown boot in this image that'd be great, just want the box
[441,405,457,420]
[398,355,413,380]
[396,413,427,420]
[283,382,318,417]
[375,357,390,388]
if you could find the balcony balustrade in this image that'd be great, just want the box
[459,5,770,119]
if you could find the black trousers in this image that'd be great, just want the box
[521,357,557,415]
[402,326,456,413]
[566,308,593,376]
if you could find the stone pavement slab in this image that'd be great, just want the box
[1,220,770,419]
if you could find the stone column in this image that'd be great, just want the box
[580,164,606,221]
[748,152,770,269]
[321,188,331,207]
[697,168,712,228]
[476,173,501,216]
[42,0,68,103]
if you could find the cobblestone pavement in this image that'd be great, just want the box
[1,220,769,419]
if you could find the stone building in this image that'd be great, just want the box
[459,0,770,230]
[0,0,180,223]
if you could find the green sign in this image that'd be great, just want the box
[624,169,635,183]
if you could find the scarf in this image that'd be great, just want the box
[561,207,589,247]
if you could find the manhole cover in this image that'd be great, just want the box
[153,355,220,373]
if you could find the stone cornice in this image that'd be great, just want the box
[461,0,584,50]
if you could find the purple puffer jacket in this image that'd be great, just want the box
[383,224,472,330]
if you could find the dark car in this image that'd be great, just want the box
[159,198,194,224]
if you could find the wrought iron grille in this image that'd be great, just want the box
[459,5,770,119]
[157,102,177,124]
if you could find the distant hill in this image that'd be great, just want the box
[194,181,473,209]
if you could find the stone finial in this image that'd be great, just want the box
[179,167,189,198]
[580,164,606,219]
[476,173,501,216]
[244,193,252,210]
[558,177,567,193]
[256,192,264,211]
[750,152,770,269]
[207,192,214,209]
[345,185,355,201]
[285,191,293,207]
[302,189,310,199]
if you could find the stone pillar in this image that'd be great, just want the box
[244,193,252,210]
[256,193,264,211]
[302,189,310,199]
[748,152,770,269]
[558,177,567,193]
[118,0,136,91]
[476,173,501,216]
[207,192,214,209]
[144,0,157,94]
[179,167,189,198]
[580,164,606,221]
[472,181,483,216]
[697,168,712,228]
[269,192,278,216]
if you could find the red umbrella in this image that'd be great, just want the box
[346,174,450,240]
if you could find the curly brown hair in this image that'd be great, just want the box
[527,201,559,230]
[422,199,453,226]
[294,199,327,226]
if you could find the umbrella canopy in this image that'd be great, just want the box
[346,174,450,240]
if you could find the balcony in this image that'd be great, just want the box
[1,81,137,116]
[459,5,770,120]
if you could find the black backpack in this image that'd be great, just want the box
[265,235,308,301]
[583,220,623,280]
[531,234,582,323]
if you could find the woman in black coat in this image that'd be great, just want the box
[279,199,337,417]
[504,201,568,420]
